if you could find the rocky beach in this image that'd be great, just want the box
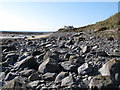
[1,29,120,90]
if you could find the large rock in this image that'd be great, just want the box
[14,56,38,70]
[78,63,93,75]
[4,72,18,81]
[99,59,120,84]
[19,69,35,77]
[60,61,77,71]
[89,75,116,89]
[28,73,40,81]
[38,58,59,73]
[28,80,40,89]
[42,73,56,81]
[1,77,32,90]
[55,72,68,83]
[82,46,90,53]
[61,75,75,87]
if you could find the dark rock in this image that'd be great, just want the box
[4,72,18,81]
[96,51,109,57]
[28,73,40,81]
[14,56,38,70]
[38,58,59,73]
[78,63,93,75]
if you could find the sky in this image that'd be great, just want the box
[0,2,118,32]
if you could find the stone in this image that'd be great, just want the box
[99,59,120,84]
[38,58,59,73]
[89,75,116,89]
[28,80,40,89]
[78,63,92,75]
[1,77,32,90]
[4,72,18,81]
[61,75,75,87]
[42,73,56,81]
[19,69,35,77]
[60,61,77,71]
[55,72,68,83]
[96,51,108,57]
[14,56,38,70]
[108,51,120,57]
[28,73,40,81]
[82,46,90,53]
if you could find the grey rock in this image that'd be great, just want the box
[42,73,56,81]
[28,73,40,81]
[14,56,38,70]
[4,72,18,81]
[28,80,40,89]
[38,58,59,73]
[78,63,92,75]
[82,46,90,53]
[19,69,35,77]
[61,75,75,87]
[2,77,32,90]
[99,59,120,84]
[60,61,77,71]
[89,75,115,89]
[55,72,68,83]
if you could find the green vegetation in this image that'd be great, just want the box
[58,12,120,32]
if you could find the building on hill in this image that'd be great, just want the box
[64,26,74,30]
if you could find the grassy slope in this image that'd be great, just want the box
[58,12,120,38]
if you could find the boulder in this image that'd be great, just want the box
[99,59,120,84]
[38,58,59,73]
[1,77,32,90]
[55,72,68,83]
[4,72,18,81]
[42,73,56,81]
[14,56,38,70]
[78,63,93,75]
[28,80,40,89]
[89,75,116,89]
[28,73,40,81]
[60,61,77,71]
[19,69,35,77]
[82,46,90,53]
[61,75,75,87]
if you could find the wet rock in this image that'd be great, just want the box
[38,58,59,73]
[78,63,93,75]
[55,72,68,83]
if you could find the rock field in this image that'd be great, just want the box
[1,31,120,90]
